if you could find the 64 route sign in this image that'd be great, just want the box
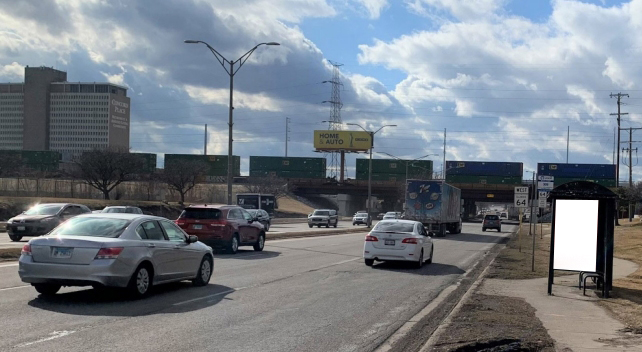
[514,187,529,208]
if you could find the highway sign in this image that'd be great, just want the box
[538,181,554,190]
[538,191,548,208]
[514,187,529,208]
[538,175,554,182]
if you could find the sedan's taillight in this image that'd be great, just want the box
[95,247,124,259]
[402,238,418,244]
[365,235,378,242]
[21,244,31,256]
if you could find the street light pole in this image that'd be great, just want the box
[347,123,396,227]
[185,39,280,204]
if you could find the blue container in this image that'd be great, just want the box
[537,163,616,179]
[446,161,523,177]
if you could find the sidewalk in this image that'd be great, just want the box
[480,258,642,351]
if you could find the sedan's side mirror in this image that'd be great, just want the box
[187,235,198,244]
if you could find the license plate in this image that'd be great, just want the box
[52,247,73,259]
[384,239,395,246]
[192,224,203,230]
[17,226,25,231]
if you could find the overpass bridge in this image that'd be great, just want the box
[288,178,522,216]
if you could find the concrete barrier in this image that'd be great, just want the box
[266,227,369,241]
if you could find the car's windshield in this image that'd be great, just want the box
[23,205,63,216]
[49,217,130,238]
[103,207,126,213]
[313,211,330,216]
[373,222,415,233]
[246,209,259,215]
[180,208,222,220]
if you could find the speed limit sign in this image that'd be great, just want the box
[514,187,528,208]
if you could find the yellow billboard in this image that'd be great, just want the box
[314,130,372,151]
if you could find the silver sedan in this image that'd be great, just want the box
[18,213,214,298]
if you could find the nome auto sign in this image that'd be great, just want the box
[313,130,372,151]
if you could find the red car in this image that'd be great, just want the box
[175,204,265,254]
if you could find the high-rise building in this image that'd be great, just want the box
[0,66,130,160]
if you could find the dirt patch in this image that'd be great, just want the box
[0,247,21,261]
[486,224,553,280]
[431,294,556,352]
[598,224,642,334]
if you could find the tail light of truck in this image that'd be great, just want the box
[365,235,378,242]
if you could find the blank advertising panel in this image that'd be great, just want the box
[553,199,599,272]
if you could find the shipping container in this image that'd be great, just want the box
[249,170,325,179]
[446,161,523,177]
[355,172,404,182]
[0,150,61,172]
[132,153,157,174]
[553,177,616,188]
[250,156,325,172]
[537,163,616,179]
[164,154,241,177]
[446,175,522,185]
[356,159,433,175]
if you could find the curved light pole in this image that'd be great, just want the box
[185,40,280,205]
[347,123,396,227]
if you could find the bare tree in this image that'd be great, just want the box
[245,175,290,199]
[71,148,144,200]
[161,160,209,205]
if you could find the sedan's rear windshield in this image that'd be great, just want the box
[485,215,499,220]
[313,211,330,216]
[49,217,130,238]
[180,208,222,220]
[24,205,63,216]
[373,222,415,233]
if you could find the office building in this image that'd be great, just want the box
[0,66,130,160]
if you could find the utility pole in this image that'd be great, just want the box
[443,128,447,179]
[285,117,290,157]
[621,126,642,222]
[204,124,207,155]
[611,92,629,224]
[566,126,569,163]
[323,61,344,181]
[613,127,616,165]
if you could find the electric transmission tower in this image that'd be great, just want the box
[323,61,344,180]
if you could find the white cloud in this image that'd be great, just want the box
[184,85,282,112]
[405,0,505,20]
[0,62,23,80]
[353,0,389,19]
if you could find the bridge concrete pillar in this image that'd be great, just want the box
[337,194,368,217]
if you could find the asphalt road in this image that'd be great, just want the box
[0,222,515,352]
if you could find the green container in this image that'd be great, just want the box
[132,153,157,174]
[356,172,403,182]
[356,159,433,175]
[446,175,522,185]
[165,154,241,177]
[0,150,61,172]
[249,169,325,179]
[250,156,325,172]
[553,177,616,188]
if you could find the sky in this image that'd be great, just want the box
[1,0,641,180]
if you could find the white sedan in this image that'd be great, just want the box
[363,219,434,268]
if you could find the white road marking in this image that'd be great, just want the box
[0,263,18,268]
[16,330,75,348]
[173,289,236,306]
[174,257,360,306]
[0,285,29,292]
